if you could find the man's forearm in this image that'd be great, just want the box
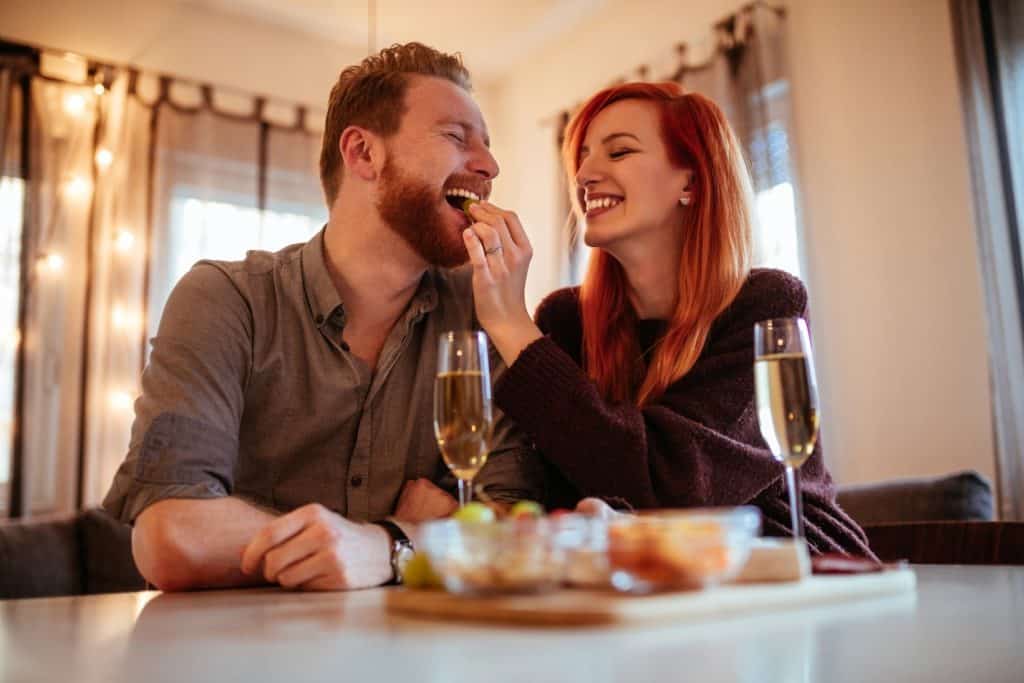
[133,496,277,591]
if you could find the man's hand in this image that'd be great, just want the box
[393,478,458,523]
[240,504,391,590]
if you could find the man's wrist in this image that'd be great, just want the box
[371,520,414,585]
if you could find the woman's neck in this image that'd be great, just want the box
[606,231,681,320]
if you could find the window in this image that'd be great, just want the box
[167,193,323,288]
[749,83,802,278]
[0,176,24,505]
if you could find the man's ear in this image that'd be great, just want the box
[339,126,382,182]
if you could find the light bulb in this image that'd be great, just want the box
[93,83,106,96]
[114,230,136,252]
[111,305,139,331]
[42,253,65,273]
[95,148,113,169]
[109,390,133,411]
[63,93,87,117]
[65,176,91,199]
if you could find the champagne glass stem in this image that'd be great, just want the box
[457,479,472,507]
[785,465,805,539]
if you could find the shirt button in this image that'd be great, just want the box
[350,475,363,488]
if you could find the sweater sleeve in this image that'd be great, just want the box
[494,271,875,557]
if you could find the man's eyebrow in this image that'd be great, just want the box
[580,132,642,155]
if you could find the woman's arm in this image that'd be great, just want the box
[495,271,875,556]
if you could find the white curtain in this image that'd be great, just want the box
[2,54,325,517]
[952,0,1024,521]
[0,63,25,515]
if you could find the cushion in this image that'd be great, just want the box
[79,508,146,594]
[0,515,83,599]
[836,471,994,526]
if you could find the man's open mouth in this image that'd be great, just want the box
[443,188,483,210]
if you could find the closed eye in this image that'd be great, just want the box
[609,149,635,159]
[446,132,466,144]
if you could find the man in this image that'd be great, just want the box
[103,43,543,591]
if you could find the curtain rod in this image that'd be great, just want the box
[538,0,785,127]
[0,34,324,115]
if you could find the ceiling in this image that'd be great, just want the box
[184,0,609,83]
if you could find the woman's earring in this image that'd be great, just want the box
[679,196,691,206]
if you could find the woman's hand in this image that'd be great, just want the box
[575,497,622,520]
[462,201,542,365]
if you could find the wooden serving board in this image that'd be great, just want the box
[385,568,916,626]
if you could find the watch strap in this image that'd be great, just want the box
[372,519,413,585]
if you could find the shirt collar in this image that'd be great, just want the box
[301,227,344,329]
[301,227,441,330]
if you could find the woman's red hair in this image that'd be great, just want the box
[562,82,753,405]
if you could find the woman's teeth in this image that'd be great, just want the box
[586,197,622,212]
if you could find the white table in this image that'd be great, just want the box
[2,566,1021,683]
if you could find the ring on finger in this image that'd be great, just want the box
[484,245,503,256]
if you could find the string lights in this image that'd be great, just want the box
[39,253,65,274]
[111,305,141,332]
[65,175,92,199]
[63,93,87,117]
[114,230,136,253]
[95,148,113,169]
[108,390,133,412]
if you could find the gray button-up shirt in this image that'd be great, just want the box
[103,229,543,524]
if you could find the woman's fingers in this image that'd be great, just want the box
[468,201,514,251]
[476,201,530,252]
[462,228,491,277]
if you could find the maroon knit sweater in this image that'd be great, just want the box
[494,268,875,557]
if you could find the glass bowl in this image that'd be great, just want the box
[551,514,612,588]
[606,506,761,593]
[415,517,565,595]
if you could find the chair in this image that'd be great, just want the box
[0,508,145,599]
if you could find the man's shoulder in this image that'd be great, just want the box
[195,241,305,283]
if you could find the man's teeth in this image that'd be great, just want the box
[446,188,481,201]
[586,197,622,212]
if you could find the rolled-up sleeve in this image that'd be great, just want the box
[103,262,252,523]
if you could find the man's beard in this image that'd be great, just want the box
[376,158,468,269]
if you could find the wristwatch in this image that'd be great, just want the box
[373,519,414,585]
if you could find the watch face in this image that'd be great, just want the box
[395,543,416,579]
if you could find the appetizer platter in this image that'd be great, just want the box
[385,502,916,626]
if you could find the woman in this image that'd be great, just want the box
[461,81,872,557]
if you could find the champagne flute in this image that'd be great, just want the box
[434,331,494,507]
[754,318,820,539]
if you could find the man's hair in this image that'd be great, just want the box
[319,42,471,206]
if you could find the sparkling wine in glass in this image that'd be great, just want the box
[434,330,494,507]
[754,317,820,539]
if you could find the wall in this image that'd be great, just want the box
[489,0,996,486]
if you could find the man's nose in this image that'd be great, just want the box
[469,144,499,180]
